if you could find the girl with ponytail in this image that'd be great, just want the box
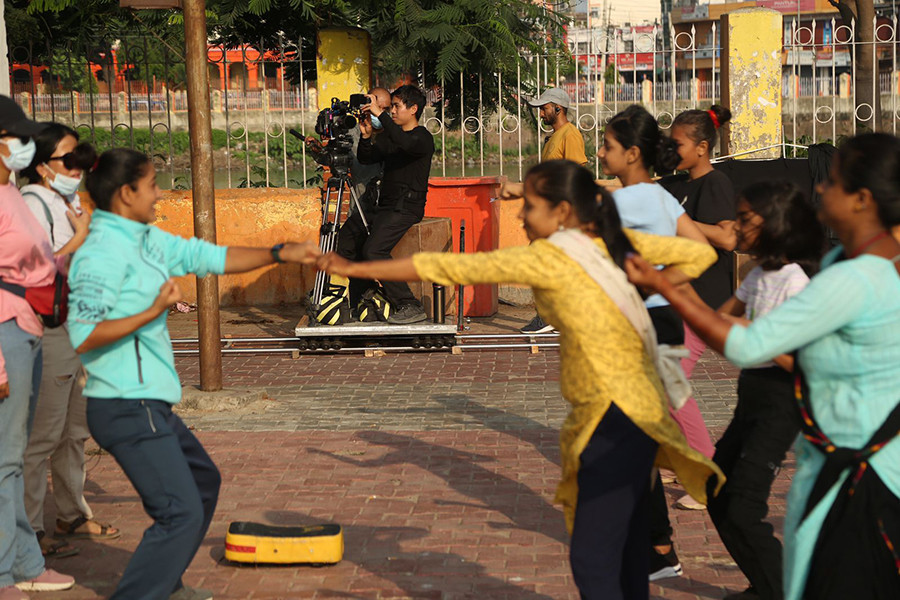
[599,105,718,575]
[318,159,724,599]
[659,104,737,516]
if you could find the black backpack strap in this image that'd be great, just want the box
[795,356,900,521]
[0,279,28,299]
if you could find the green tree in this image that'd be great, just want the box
[17,0,570,124]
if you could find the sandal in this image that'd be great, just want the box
[55,516,121,540]
[36,531,79,559]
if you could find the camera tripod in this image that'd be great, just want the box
[311,170,370,306]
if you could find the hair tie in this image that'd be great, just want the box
[707,109,721,129]
[90,158,100,172]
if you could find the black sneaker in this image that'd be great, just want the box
[520,315,554,334]
[648,546,683,582]
[387,303,427,325]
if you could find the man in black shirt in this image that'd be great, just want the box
[336,85,435,324]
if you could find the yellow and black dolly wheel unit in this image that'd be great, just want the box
[224,522,343,565]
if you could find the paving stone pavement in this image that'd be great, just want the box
[33,308,795,600]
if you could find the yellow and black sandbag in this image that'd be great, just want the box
[224,521,343,565]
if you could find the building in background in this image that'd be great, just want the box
[670,0,897,94]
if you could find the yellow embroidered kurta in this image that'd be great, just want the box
[413,229,725,532]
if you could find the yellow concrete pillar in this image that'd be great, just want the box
[641,79,652,105]
[316,27,371,104]
[720,8,782,158]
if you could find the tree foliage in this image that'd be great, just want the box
[10,0,571,124]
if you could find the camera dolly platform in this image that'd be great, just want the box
[294,319,457,351]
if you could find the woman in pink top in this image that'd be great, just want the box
[0,96,75,599]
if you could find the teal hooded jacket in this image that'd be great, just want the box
[68,210,227,403]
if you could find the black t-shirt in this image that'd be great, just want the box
[357,113,435,205]
[660,169,736,308]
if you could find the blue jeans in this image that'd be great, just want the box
[0,318,45,587]
[87,398,221,600]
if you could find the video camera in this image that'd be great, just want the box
[315,94,369,140]
[298,94,369,175]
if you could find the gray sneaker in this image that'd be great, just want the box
[387,303,427,325]
[170,587,214,600]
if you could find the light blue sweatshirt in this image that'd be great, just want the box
[68,210,227,403]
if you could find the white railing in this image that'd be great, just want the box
[8,17,900,188]
[782,15,899,146]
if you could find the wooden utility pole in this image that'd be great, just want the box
[1,1,10,97]
[183,0,223,390]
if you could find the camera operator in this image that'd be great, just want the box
[336,85,434,325]
[349,88,391,202]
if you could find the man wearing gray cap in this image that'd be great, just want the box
[514,88,587,333]
[527,87,587,166]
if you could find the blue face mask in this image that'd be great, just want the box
[370,115,383,130]
[0,137,36,172]
[47,167,83,197]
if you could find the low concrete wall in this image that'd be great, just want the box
[93,177,622,310]
[152,188,321,306]
[145,188,458,309]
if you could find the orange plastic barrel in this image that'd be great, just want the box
[425,177,500,317]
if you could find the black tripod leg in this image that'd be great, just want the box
[347,184,370,234]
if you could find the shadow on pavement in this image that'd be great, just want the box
[432,394,562,467]
[309,430,567,545]
[257,511,557,600]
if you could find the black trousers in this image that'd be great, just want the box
[646,306,683,548]
[570,403,659,600]
[707,367,800,600]
[87,398,221,600]
[336,201,423,309]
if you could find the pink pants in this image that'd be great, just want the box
[670,324,715,459]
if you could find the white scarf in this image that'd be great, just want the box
[548,228,691,410]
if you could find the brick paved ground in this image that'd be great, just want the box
[33,306,795,599]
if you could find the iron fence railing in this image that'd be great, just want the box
[782,15,899,149]
[8,18,899,188]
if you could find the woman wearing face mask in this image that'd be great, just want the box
[0,97,76,598]
[19,124,119,559]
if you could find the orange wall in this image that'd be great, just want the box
[152,188,323,306]
[85,178,624,307]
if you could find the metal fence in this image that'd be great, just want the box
[782,16,900,150]
[7,18,900,188]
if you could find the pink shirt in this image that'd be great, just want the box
[0,182,57,383]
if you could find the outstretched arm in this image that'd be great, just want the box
[320,243,563,290]
[163,230,320,278]
[628,253,868,367]
[317,253,419,282]
[224,242,320,273]
[626,254,732,353]
[676,214,710,245]
[695,220,737,251]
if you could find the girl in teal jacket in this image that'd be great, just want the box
[69,148,319,600]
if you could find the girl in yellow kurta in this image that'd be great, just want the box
[318,160,724,599]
